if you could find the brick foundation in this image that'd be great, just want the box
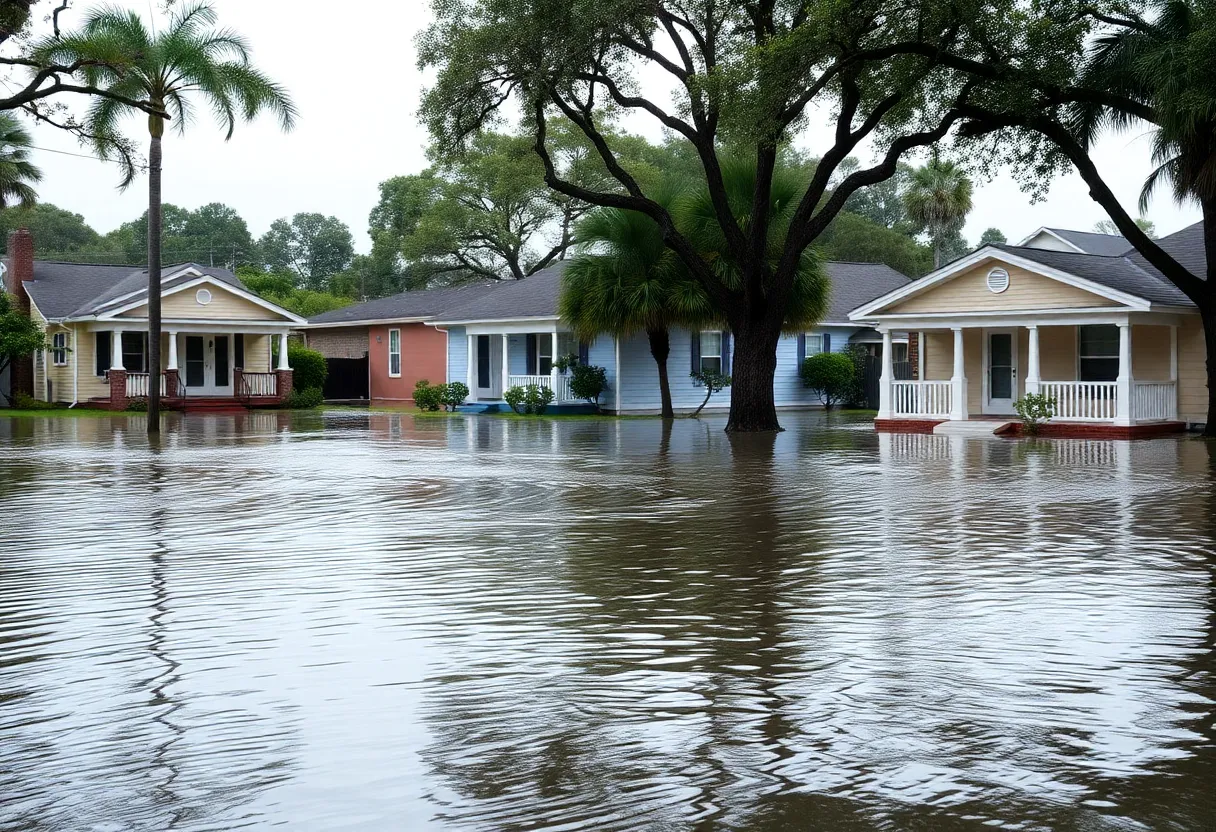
[107,369,128,411]
[275,369,293,403]
[874,418,945,434]
[164,368,180,399]
[997,421,1187,440]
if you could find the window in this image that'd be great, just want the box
[1079,325,1119,381]
[806,334,824,355]
[95,332,111,376]
[388,328,401,377]
[121,332,147,373]
[234,334,245,370]
[892,343,909,364]
[52,332,68,365]
[700,330,723,374]
[538,335,553,374]
[557,332,579,365]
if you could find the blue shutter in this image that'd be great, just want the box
[797,334,806,366]
[720,331,731,375]
[690,330,701,374]
[578,340,590,366]
[525,334,537,374]
[823,333,831,353]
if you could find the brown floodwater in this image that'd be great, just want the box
[0,410,1213,831]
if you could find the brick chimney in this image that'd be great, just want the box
[5,228,35,396]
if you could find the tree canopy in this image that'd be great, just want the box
[258,213,355,290]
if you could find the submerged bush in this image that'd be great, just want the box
[1014,393,1056,435]
[413,379,445,411]
[505,383,555,415]
[442,381,469,411]
[284,387,324,409]
[801,352,855,407]
[569,364,607,411]
[287,344,327,392]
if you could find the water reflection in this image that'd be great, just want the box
[0,412,1213,830]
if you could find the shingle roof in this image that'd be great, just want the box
[308,281,501,325]
[22,261,246,319]
[431,261,571,322]
[1044,227,1133,256]
[825,262,913,321]
[1126,220,1206,279]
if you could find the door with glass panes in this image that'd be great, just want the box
[182,334,232,396]
[982,328,1018,414]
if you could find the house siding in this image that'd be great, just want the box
[1132,324,1172,382]
[307,327,368,360]
[122,282,290,321]
[1178,316,1207,424]
[369,322,448,403]
[890,262,1120,313]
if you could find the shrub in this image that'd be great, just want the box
[1014,393,1056,435]
[842,345,872,408]
[11,393,43,410]
[287,344,327,392]
[569,364,607,411]
[284,387,324,409]
[125,397,148,412]
[505,383,555,415]
[552,353,579,373]
[689,369,732,417]
[801,352,855,407]
[441,381,469,411]
[413,379,445,411]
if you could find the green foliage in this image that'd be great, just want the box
[552,353,578,373]
[1094,218,1155,238]
[441,381,470,410]
[1014,393,1056,435]
[97,202,257,266]
[568,364,607,410]
[800,352,856,407]
[504,384,555,415]
[689,369,732,417]
[413,379,445,411]
[10,393,43,410]
[283,387,324,410]
[842,344,873,408]
[287,344,327,392]
[258,213,355,290]
[0,290,49,403]
[840,160,914,229]
[239,269,353,317]
[124,397,148,412]
[0,113,41,209]
[979,227,1008,246]
[904,157,974,269]
[0,203,102,257]
[819,212,934,277]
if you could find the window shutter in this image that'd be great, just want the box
[797,334,806,366]
[578,340,590,366]
[720,331,731,375]
[235,334,245,369]
[96,332,111,376]
[526,334,538,374]
[690,330,701,374]
[823,333,831,353]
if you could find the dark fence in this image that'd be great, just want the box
[860,359,912,409]
[323,356,369,400]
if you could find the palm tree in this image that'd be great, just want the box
[40,2,296,432]
[561,185,712,419]
[903,156,973,269]
[0,113,41,209]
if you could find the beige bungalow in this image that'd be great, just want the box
[3,229,305,411]
[850,223,1208,437]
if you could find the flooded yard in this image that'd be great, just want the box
[0,410,1213,831]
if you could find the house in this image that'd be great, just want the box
[305,282,498,404]
[2,229,304,410]
[422,259,913,414]
[850,222,1208,437]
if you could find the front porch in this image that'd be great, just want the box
[463,326,588,407]
[874,316,1190,436]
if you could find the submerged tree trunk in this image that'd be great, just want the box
[146,129,163,434]
[725,321,782,433]
[647,327,674,420]
[1201,200,1216,438]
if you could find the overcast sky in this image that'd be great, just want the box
[22,0,1202,257]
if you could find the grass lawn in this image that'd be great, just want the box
[0,407,123,418]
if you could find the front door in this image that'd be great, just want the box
[983,328,1018,414]
[183,334,233,396]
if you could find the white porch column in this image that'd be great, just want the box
[466,335,476,394]
[550,330,560,393]
[877,328,894,419]
[277,332,291,370]
[110,329,124,370]
[950,327,968,420]
[1170,325,1179,420]
[1025,325,1041,395]
[501,334,510,395]
[1115,322,1133,425]
[166,331,178,371]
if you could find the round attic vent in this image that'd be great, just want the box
[986,268,1010,294]
[196,288,213,305]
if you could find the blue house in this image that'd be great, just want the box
[426,260,913,414]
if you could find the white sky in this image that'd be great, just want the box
[21,0,1202,256]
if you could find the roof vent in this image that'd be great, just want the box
[986,268,1010,294]
[196,288,213,305]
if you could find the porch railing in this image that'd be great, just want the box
[125,372,166,398]
[240,372,278,398]
[508,374,551,390]
[1040,381,1117,421]
[892,380,952,417]
[1132,381,1177,421]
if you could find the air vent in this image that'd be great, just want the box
[196,288,213,305]
[986,268,1010,294]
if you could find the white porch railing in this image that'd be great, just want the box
[556,375,575,403]
[1040,381,1117,421]
[892,380,952,417]
[125,372,166,398]
[241,372,278,398]
[1131,381,1177,421]
[508,374,551,391]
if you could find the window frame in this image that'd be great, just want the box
[387,328,401,378]
[699,330,723,374]
[806,333,824,356]
[1077,324,1120,382]
[120,332,147,373]
[51,332,68,366]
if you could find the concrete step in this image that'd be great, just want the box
[933,420,1014,437]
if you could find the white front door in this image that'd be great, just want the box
[474,335,503,399]
[182,334,233,396]
[982,328,1018,414]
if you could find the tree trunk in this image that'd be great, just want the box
[647,328,674,419]
[725,321,782,432]
[1203,200,1216,437]
[933,239,942,270]
[146,131,163,434]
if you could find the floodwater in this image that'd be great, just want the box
[0,411,1213,832]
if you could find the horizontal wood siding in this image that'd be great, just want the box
[1177,316,1207,423]
[123,283,290,322]
[890,261,1119,313]
[1131,324,1172,382]
[1039,326,1076,381]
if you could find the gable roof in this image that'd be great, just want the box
[1033,227,1133,256]
[22,260,250,319]
[823,262,913,322]
[308,281,501,326]
[990,243,1194,306]
[431,261,571,323]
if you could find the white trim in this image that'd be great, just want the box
[1013,227,1088,252]
[307,316,430,329]
[862,310,1194,332]
[83,319,295,333]
[51,330,68,366]
[980,327,1019,414]
[387,328,402,378]
[84,265,207,311]
[428,315,559,330]
[849,246,1152,319]
[97,275,307,324]
[614,335,622,414]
